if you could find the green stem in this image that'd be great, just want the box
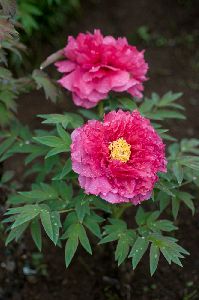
[112,203,132,219]
[98,102,104,119]
[59,208,74,214]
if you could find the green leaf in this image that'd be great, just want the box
[119,98,138,111]
[115,236,130,266]
[50,211,61,245]
[1,170,14,183]
[146,211,160,225]
[179,156,199,171]
[75,195,90,222]
[84,213,102,238]
[65,235,79,267]
[57,181,73,202]
[135,207,146,226]
[90,196,111,213]
[156,181,175,197]
[11,205,40,228]
[150,243,160,276]
[19,183,58,202]
[40,206,53,240]
[40,205,61,244]
[5,229,18,246]
[52,158,72,180]
[150,234,189,267]
[172,197,180,219]
[147,110,185,120]
[32,70,60,103]
[139,99,155,113]
[172,162,183,184]
[178,192,195,215]
[77,224,92,254]
[99,232,119,244]
[31,218,42,251]
[158,192,170,213]
[6,223,29,245]
[154,220,178,232]
[56,124,71,145]
[180,138,199,155]
[45,146,67,158]
[157,92,183,107]
[129,237,149,269]
[33,136,64,147]
[0,137,15,157]
[38,113,83,129]
[78,109,99,120]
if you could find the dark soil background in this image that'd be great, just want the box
[1,0,199,299]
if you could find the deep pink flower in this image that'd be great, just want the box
[71,110,167,204]
[55,30,148,108]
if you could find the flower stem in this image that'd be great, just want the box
[59,208,74,214]
[112,203,132,219]
[98,102,104,118]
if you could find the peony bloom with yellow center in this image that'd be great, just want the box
[71,110,167,205]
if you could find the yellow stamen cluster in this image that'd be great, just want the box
[109,137,131,163]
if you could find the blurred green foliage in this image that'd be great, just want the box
[17,0,81,37]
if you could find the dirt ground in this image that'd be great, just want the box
[1,0,199,299]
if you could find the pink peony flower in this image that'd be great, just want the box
[71,110,167,204]
[55,30,148,108]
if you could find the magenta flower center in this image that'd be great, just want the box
[108,137,131,163]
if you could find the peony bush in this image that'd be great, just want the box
[1,5,199,275]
